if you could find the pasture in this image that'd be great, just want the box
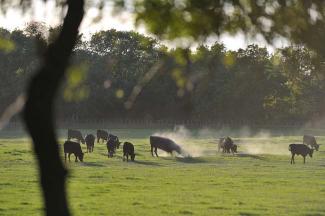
[0,128,325,215]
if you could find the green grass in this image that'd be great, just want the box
[1,129,325,215]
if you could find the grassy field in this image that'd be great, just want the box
[0,128,325,216]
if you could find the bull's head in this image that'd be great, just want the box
[131,153,136,161]
[175,145,182,155]
[79,152,84,162]
[226,137,234,145]
[232,145,238,153]
[117,141,121,149]
[309,149,314,158]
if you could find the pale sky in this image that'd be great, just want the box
[0,0,288,52]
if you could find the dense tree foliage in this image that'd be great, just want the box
[1,25,325,125]
[114,1,325,56]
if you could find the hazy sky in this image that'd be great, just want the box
[0,1,288,51]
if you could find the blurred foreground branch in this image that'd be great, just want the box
[22,0,84,215]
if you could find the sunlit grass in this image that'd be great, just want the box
[0,129,325,215]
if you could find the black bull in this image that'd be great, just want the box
[68,129,85,144]
[150,136,182,157]
[97,129,108,143]
[106,135,121,157]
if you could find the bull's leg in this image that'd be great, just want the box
[154,147,158,157]
[303,156,306,164]
[126,154,129,162]
[75,154,78,162]
[151,145,154,156]
[64,153,67,163]
[68,153,71,162]
[291,154,295,164]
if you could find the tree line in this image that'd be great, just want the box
[1,23,325,125]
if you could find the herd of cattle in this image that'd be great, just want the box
[63,129,321,164]
[63,129,182,163]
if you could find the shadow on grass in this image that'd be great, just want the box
[81,162,105,167]
[175,157,207,163]
[99,153,123,159]
[133,160,161,166]
[235,153,268,161]
[157,156,208,164]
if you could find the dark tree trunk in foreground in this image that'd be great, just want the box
[22,0,84,215]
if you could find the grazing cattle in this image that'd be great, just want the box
[85,134,95,153]
[64,141,84,162]
[123,142,135,162]
[150,136,182,157]
[68,129,85,144]
[106,134,121,158]
[303,135,319,151]
[289,144,314,164]
[218,138,225,152]
[218,137,236,154]
[231,144,238,153]
[97,129,109,143]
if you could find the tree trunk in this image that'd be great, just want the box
[22,0,84,215]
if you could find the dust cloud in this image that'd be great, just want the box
[152,125,293,157]
[153,125,209,157]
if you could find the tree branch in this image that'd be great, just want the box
[22,0,84,215]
